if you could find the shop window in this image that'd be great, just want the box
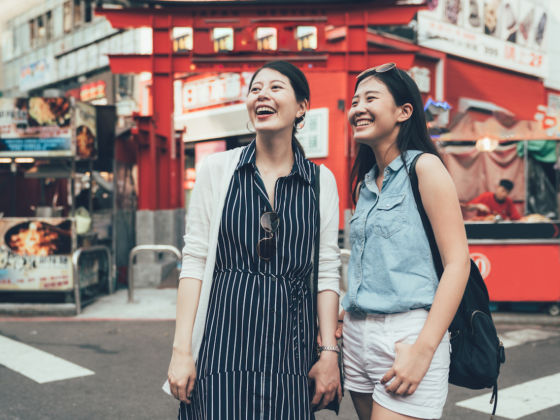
[172,27,193,53]
[212,28,234,52]
[73,0,83,27]
[63,1,72,33]
[11,27,17,56]
[29,19,36,47]
[84,1,92,23]
[256,27,277,51]
[45,11,53,40]
[117,74,135,102]
[37,16,46,44]
[296,26,318,51]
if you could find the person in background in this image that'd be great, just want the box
[465,179,521,221]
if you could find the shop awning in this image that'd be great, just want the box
[434,110,560,142]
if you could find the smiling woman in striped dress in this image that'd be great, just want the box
[167,61,342,419]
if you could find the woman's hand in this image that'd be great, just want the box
[381,342,434,396]
[168,348,197,404]
[335,310,345,339]
[308,351,342,410]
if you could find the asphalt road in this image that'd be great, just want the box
[1,320,559,420]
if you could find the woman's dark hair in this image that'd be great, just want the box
[350,66,441,203]
[248,60,309,157]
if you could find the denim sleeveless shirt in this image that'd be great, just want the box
[341,150,439,314]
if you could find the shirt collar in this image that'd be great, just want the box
[235,139,257,170]
[364,153,408,194]
[235,139,312,185]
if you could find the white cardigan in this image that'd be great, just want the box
[179,146,341,361]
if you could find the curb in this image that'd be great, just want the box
[0,303,77,317]
[492,312,560,326]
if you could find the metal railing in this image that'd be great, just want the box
[72,245,112,315]
[127,245,182,303]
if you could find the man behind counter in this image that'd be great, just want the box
[465,179,521,221]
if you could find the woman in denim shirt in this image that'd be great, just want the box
[337,64,470,420]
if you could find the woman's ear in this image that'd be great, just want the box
[397,103,413,123]
[297,99,309,119]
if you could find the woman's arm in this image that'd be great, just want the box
[168,278,202,403]
[309,166,342,408]
[383,153,470,396]
[168,157,214,403]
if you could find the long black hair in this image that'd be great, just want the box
[248,60,309,157]
[350,66,441,203]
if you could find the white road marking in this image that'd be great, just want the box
[499,328,559,349]
[456,372,560,419]
[0,334,94,384]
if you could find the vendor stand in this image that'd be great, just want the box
[0,97,115,313]
[435,109,560,315]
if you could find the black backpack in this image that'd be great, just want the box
[409,154,506,417]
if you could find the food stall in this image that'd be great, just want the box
[0,97,114,313]
[435,109,560,315]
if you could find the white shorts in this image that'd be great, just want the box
[342,309,450,419]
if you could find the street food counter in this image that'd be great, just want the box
[0,97,115,312]
[466,221,560,316]
[0,217,75,291]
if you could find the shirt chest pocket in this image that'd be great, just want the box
[371,194,406,239]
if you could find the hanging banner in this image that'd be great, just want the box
[0,98,72,158]
[0,218,73,291]
[74,102,98,160]
[418,0,548,77]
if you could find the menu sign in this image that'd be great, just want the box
[0,218,73,291]
[0,97,72,158]
[418,0,548,77]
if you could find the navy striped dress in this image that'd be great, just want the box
[179,140,318,420]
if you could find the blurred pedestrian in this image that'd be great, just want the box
[337,63,470,420]
[167,60,342,419]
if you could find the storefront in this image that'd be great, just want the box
[0,97,117,312]
[97,0,435,230]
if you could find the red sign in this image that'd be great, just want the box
[470,252,492,279]
[80,80,106,102]
[469,243,560,302]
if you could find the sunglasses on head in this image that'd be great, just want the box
[256,211,280,261]
[357,62,403,81]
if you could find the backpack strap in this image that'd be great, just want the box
[408,153,444,279]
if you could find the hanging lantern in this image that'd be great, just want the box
[475,136,499,152]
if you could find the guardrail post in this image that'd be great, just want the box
[72,245,113,315]
[128,245,182,303]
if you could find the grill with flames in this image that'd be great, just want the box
[5,221,71,256]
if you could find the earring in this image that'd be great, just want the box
[295,113,306,130]
[246,120,255,133]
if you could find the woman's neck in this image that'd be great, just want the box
[255,130,294,175]
[370,140,400,175]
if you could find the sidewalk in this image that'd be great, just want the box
[77,288,177,320]
[78,290,560,325]
[1,283,560,325]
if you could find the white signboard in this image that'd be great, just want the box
[179,72,253,111]
[418,0,548,77]
[297,107,329,159]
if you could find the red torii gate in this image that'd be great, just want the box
[96,1,423,211]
